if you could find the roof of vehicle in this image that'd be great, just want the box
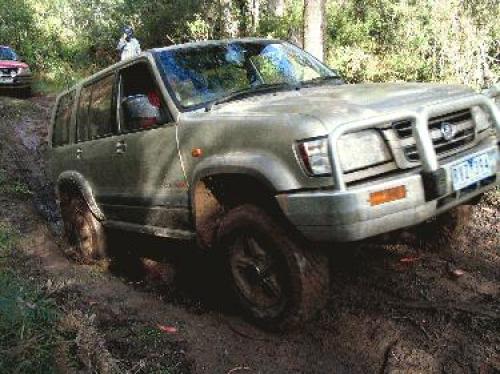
[151,37,283,53]
[54,52,156,101]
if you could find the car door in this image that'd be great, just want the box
[101,61,190,233]
[73,73,122,212]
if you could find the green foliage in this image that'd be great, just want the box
[259,0,304,41]
[187,14,212,41]
[325,0,499,88]
[0,1,39,60]
[0,223,16,251]
[1,0,211,90]
[0,271,60,373]
[0,0,498,92]
[0,169,32,197]
[0,224,61,373]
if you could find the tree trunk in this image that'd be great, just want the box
[303,0,326,61]
[268,0,285,17]
[250,0,260,33]
[220,0,238,37]
[240,0,260,35]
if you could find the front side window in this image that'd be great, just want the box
[53,91,75,147]
[156,41,339,110]
[118,62,170,133]
[77,74,116,142]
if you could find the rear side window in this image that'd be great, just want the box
[77,74,116,142]
[77,85,92,142]
[52,91,75,147]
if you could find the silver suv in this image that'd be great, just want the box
[49,39,500,329]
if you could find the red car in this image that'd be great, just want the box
[0,46,32,96]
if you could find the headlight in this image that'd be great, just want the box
[18,67,31,75]
[337,130,392,172]
[297,137,332,176]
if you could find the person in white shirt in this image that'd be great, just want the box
[117,26,141,61]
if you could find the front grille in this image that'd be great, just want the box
[392,119,413,138]
[0,68,17,76]
[392,109,476,162]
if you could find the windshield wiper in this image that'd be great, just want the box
[206,82,300,110]
[301,75,344,87]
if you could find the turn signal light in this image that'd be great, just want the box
[369,185,407,206]
[192,148,203,158]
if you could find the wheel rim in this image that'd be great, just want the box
[229,233,286,309]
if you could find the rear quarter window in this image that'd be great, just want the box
[77,74,116,142]
[52,91,75,147]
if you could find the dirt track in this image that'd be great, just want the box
[0,94,499,373]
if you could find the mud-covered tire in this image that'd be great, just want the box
[60,194,107,262]
[217,204,330,330]
[416,205,473,252]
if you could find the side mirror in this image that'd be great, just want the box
[483,82,500,98]
[122,94,163,129]
[482,83,500,142]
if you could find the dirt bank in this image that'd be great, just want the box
[0,95,498,373]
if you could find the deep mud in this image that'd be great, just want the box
[0,94,499,373]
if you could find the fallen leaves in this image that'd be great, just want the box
[227,366,252,373]
[156,324,178,334]
[399,256,420,264]
[449,268,466,278]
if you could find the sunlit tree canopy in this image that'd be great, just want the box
[0,0,497,90]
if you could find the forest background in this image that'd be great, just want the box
[0,0,499,93]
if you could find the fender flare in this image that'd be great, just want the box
[56,171,105,221]
[188,153,301,248]
[189,152,301,196]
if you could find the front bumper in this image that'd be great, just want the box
[0,75,32,89]
[276,137,498,242]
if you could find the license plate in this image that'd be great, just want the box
[451,152,493,190]
[0,77,13,84]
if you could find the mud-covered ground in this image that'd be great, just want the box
[0,94,499,373]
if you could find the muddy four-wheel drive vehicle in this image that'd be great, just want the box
[0,46,32,97]
[48,39,500,330]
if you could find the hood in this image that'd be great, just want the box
[215,83,476,130]
[0,60,28,69]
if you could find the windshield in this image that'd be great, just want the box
[155,41,339,110]
[0,47,17,61]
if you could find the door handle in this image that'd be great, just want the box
[116,140,127,154]
[76,148,82,159]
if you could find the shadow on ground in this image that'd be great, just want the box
[105,229,240,316]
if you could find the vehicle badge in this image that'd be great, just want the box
[440,122,455,141]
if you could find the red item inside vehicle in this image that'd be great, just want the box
[148,91,161,108]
